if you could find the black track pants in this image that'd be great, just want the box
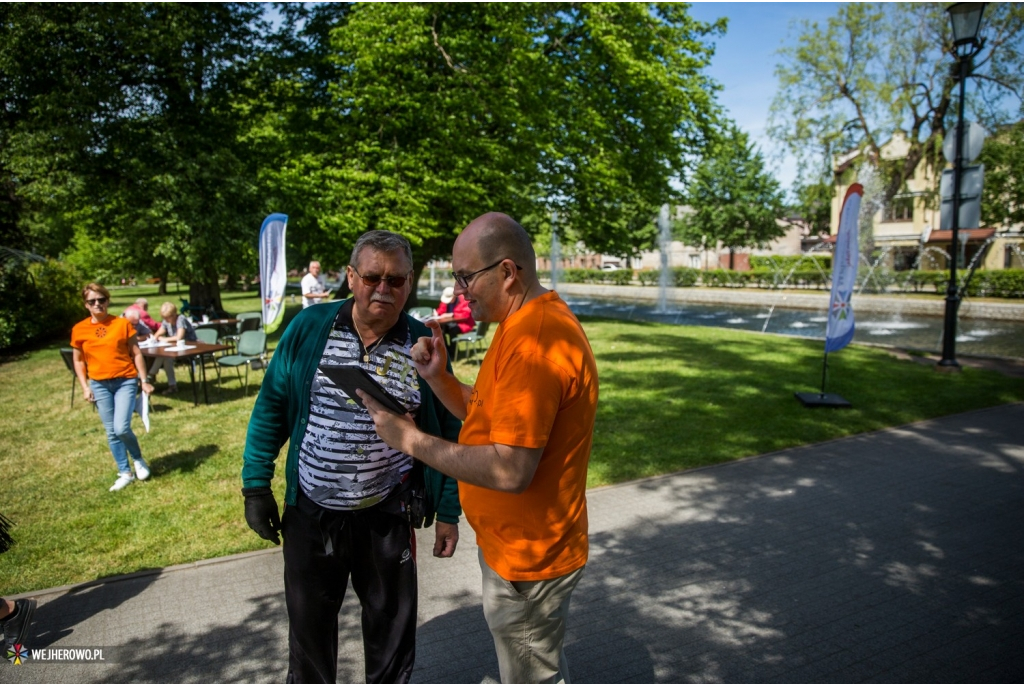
[283,493,417,684]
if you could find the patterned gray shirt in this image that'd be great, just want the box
[296,301,421,510]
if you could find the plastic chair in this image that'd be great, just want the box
[408,306,435,320]
[222,312,262,351]
[452,322,490,362]
[60,348,78,408]
[194,328,221,380]
[195,328,219,344]
[236,311,263,327]
[216,330,267,396]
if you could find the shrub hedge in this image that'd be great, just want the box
[550,268,635,285]
[636,270,659,286]
[672,267,700,287]
[544,265,1023,298]
[0,258,84,352]
[750,254,833,270]
[965,269,1024,298]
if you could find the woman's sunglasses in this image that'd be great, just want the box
[85,297,109,306]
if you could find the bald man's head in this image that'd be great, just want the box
[457,212,537,281]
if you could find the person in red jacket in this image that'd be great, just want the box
[125,298,159,332]
[434,286,474,357]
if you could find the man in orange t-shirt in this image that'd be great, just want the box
[361,212,598,683]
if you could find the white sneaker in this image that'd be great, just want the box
[110,472,135,492]
[133,458,151,481]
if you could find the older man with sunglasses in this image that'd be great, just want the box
[241,230,462,684]
[360,213,599,684]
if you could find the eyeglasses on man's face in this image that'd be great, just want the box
[85,297,108,306]
[451,259,522,289]
[350,267,410,289]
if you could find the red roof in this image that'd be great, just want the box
[926,228,995,243]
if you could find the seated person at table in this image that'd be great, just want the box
[147,302,198,395]
[125,298,160,332]
[434,286,475,358]
[123,308,152,338]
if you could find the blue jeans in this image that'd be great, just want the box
[90,377,143,474]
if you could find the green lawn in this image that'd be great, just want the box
[1,303,1022,595]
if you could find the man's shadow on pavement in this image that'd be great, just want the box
[30,572,159,648]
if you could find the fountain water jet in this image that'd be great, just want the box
[550,211,561,292]
[655,204,671,314]
[760,243,834,332]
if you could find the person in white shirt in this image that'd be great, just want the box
[301,261,330,308]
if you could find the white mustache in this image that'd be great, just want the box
[371,293,396,304]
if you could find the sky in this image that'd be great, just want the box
[686,2,844,198]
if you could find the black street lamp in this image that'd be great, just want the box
[938,2,987,370]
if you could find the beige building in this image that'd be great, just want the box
[630,219,806,272]
[538,205,811,273]
[831,131,1023,271]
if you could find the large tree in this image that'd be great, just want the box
[789,178,834,238]
[677,125,785,268]
[1,3,269,309]
[979,121,1024,230]
[768,3,1024,202]
[0,4,113,257]
[4,3,725,306]
[265,2,723,290]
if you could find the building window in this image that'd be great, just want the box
[893,247,918,272]
[689,255,701,269]
[883,195,914,222]
[1007,245,1024,269]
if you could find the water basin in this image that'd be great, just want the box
[562,295,1024,359]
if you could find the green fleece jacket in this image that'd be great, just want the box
[241,299,462,526]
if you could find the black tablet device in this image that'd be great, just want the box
[318,365,407,414]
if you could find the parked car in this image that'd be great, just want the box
[600,264,622,271]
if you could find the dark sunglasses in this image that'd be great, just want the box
[85,297,109,306]
[452,259,522,289]
[350,267,409,289]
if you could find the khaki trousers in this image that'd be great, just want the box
[479,549,584,684]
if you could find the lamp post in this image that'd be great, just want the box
[939,2,987,370]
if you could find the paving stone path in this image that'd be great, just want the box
[3,403,1022,683]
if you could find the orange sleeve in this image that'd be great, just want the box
[486,352,565,449]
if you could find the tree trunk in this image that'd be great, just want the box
[729,248,735,270]
[189,266,222,317]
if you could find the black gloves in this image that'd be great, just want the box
[242,487,281,545]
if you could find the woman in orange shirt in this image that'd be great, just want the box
[70,283,155,492]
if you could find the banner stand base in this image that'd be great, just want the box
[795,392,852,408]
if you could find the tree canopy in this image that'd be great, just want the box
[768,3,1024,201]
[789,179,834,239]
[264,2,724,272]
[2,2,726,298]
[1,3,269,309]
[676,124,785,267]
[979,121,1024,229]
